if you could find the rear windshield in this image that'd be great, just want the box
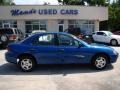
[0,28,13,34]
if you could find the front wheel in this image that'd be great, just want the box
[92,54,108,70]
[18,56,36,72]
[110,39,118,46]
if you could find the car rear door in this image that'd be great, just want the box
[30,33,61,64]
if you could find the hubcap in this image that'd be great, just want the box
[21,59,33,70]
[95,57,106,69]
[1,36,7,42]
[111,40,117,45]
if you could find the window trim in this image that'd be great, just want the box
[31,33,56,46]
[57,33,76,46]
[96,32,106,35]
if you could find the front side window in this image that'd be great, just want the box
[32,34,55,46]
[58,34,75,46]
[97,32,106,36]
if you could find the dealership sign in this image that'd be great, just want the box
[10,9,79,16]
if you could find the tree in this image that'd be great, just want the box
[58,0,85,5]
[43,2,50,5]
[0,0,4,5]
[108,2,120,31]
[86,0,109,6]
[0,0,15,5]
[58,0,109,6]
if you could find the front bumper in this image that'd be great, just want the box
[110,52,119,63]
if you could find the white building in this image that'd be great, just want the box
[0,5,108,34]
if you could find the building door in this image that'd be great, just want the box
[58,20,64,32]
[3,23,10,28]
[58,24,64,32]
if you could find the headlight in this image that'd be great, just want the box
[113,50,118,54]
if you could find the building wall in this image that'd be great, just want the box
[95,20,99,31]
[17,20,25,34]
[0,5,108,21]
[16,19,97,34]
[0,5,108,34]
[47,20,58,32]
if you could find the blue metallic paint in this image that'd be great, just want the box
[5,32,118,65]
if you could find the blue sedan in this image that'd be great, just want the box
[5,32,118,72]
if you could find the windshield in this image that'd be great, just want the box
[107,31,113,36]
[71,34,89,46]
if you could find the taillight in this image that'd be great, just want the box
[7,47,11,52]
[10,34,17,40]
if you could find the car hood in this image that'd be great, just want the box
[89,43,114,50]
[111,35,120,39]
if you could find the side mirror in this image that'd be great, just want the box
[78,43,84,48]
[103,34,107,36]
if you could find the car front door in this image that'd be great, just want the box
[57,34,88,64]
[94,32,107,43]
[31,33,61,64]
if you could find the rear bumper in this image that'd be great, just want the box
[0,40,15,46]
[5,52,17,64]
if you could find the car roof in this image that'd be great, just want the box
[32,32,68,35]
[95,31,111,33]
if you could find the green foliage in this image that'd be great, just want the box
[57,0,120,31]
[108,3,120,31]
[58,0,85,5]
[58,0,108,6]
[0,0,15,5]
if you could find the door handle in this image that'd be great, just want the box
[29,49,36,51]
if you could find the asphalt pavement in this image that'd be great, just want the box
[0,47,120,90]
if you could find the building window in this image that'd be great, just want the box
[68,20,94,35]
[58,20,64,24]
[0,21,2,28]
[25,20,47,33]
[0,20,17,28]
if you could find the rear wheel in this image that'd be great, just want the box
[0,35,9,48]
[0,35,8,42]
[18,56,36,72]
[110,39,118,46]
[92,54,108,70]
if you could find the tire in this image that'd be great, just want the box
[18,56,36,72]
[92,54,108,70]
[0,35,8,43]
[110,39,118,46]
[0,35,9,48]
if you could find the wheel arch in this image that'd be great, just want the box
[17,53,37,64]
[110,38,117,41]
[91,52,110,64]
[110,38,118,44]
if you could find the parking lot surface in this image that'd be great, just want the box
[0,47,120,90]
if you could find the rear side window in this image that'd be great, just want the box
[96,32,105,35]
[0,28,13,34]
[0,29,4,34]
[32,34,55,45]
[17,29,21,34]
[14,29,18,34]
